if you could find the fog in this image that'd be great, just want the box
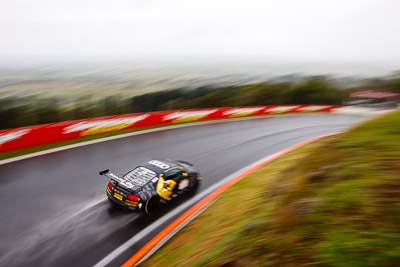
[0,0,399,70]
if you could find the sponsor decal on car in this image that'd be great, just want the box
[264,105,299,114]
[148,160,170,169]
[109,173,135,189]
[116,177,135,188]
[223,107,264,118]
[0,129,30,146]
[163,110,218,123]
[63,115,149,136]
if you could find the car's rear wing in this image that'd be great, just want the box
[99,169,121,181]
[99,169,109,175]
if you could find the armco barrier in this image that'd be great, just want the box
[0,105,338,153]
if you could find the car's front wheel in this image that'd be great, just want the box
[144,196,160,215]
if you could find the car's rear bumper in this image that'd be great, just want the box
[107,188,142,211]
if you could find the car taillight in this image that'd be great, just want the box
[107,182,113,190]
[127,195,139,201]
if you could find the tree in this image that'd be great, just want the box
[285,79,343,105]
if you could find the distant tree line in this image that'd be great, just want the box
[1,76,399,130]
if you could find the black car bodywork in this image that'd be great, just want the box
[99,159,201,214]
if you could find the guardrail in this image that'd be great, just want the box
[0,105,338,153]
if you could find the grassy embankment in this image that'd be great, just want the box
[142,111,400,267]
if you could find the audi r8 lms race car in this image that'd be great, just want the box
[99,159,201,214]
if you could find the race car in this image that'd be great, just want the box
[99,159,201,214]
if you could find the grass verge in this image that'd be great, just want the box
[141,111,400,267]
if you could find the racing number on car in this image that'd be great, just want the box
[148,160,170,169]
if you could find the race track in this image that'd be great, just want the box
[0,113,364,267]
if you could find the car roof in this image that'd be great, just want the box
[140,159,182,174]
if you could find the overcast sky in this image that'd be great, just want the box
[0,0,399,66]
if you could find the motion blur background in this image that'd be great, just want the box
[1,0,399,129]
[1,2,399,267]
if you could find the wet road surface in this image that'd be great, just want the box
[0,114,364,266]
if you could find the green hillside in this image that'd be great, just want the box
[142,111,400,267]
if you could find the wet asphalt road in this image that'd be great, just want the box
[0,114,364,266]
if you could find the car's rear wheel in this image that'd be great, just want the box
[145,196,160,215]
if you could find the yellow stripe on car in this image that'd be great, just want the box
[125,200,138,206]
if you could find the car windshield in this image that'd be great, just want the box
[123,166,158,186]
